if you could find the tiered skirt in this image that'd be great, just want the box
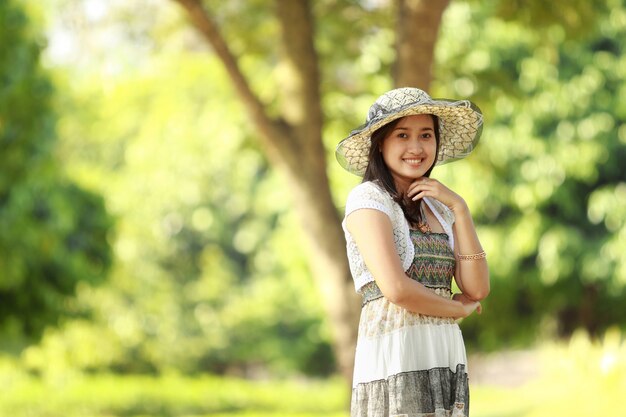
[351,293,469,417]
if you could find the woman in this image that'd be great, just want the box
[336,87,490,417]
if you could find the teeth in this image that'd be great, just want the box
[404,159,422,164]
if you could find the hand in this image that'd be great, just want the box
[453,293,482,317]
[406,177,467,214]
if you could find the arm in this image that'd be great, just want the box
[407,178,490,301]
[451,202,490,301]
[346,208,481,318]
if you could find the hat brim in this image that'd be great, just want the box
[336,100,483,176]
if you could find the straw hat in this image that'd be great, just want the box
[336,87,483,176]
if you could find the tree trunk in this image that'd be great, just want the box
[272,0,362,384]
[171,0,361,383]
[394,0,451,89]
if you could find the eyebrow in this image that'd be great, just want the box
[393,126,434,131]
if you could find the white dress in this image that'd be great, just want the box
[343,182,469,417]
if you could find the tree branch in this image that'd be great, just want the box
[171,0,291,161]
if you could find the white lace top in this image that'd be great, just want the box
[342,181,456,292]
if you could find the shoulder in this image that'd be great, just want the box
[345,181,395,218]
[346,180,389,199]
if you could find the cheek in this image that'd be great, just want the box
[380,142,392,162]
[381,138,400,157]
[427,140,438,156]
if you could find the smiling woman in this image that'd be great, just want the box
[380,114,438,192]
[336,87,488,417]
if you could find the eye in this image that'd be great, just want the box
[420,132,433,139]
[396,132,409,139]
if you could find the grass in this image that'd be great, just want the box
[1,329,624,416]
[0,371,349,417]
[471,328,626,417]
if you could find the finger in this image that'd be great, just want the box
[411,191,428,201]
[407,183,430,196]
[409,177,433,189]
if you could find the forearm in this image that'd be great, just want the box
[387,276,466,318]
[452,204,490,300]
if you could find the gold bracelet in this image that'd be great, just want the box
[457,251,486,261]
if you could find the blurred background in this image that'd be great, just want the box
[1,0,625,416]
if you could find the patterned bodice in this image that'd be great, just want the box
[360,229,456,305]
[406,229,456,289]
[343,182,456,293]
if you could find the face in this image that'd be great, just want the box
[380,114,437,191]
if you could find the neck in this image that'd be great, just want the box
[393,175,421,195]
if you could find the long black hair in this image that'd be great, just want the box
[362,115,441,226]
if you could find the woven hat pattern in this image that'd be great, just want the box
[336,88,483,176]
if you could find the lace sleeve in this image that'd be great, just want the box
[343,181,419,292]
[345,181,393,219]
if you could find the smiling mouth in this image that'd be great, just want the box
[403,158,424,165]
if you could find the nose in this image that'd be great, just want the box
[407,137,424,153]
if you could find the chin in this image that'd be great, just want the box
[407,170,428,179]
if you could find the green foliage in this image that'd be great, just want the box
[0,358,349,416]
[21,37,335,375]
[0,0,112,344]
[433,0,626,348]
[493,0,609,38]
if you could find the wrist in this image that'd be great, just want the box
[450,299,465,318]
[449,199,469,216]
[451,204,473,223]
